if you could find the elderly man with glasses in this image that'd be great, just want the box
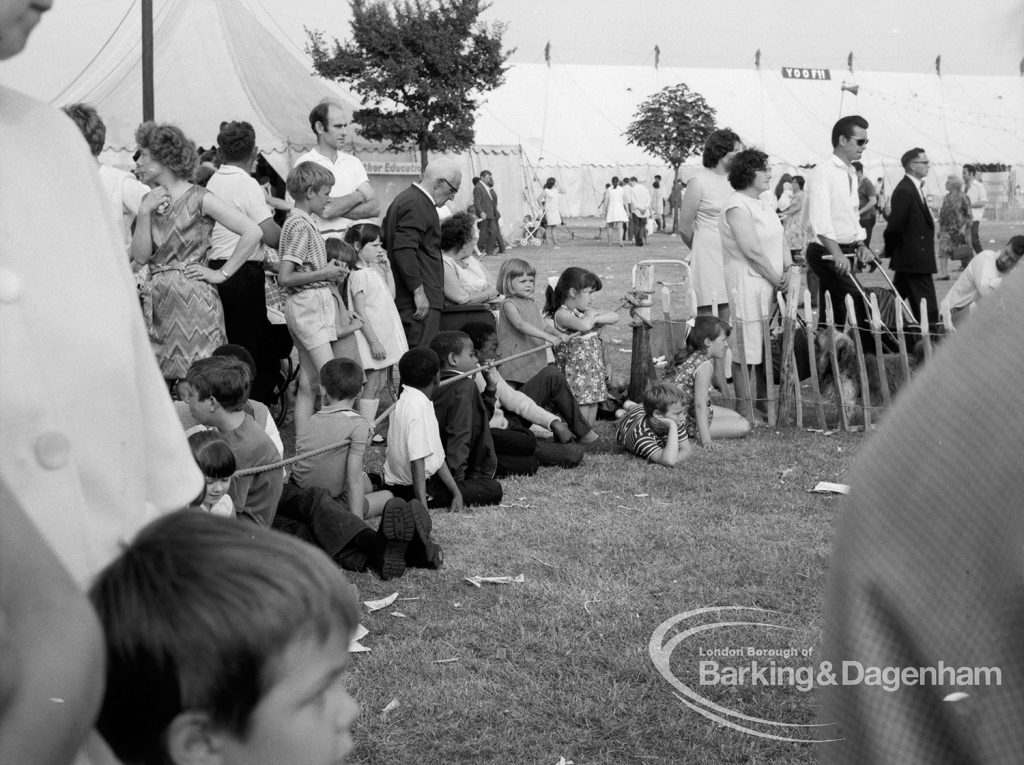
[383,157,463,348]
[882,148,938,329]
[805,115,877,342]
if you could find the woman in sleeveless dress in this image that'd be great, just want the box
[131,122,262,382]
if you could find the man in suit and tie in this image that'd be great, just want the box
[473,170,502,255]
[883,148,938,327]
[383,158,462,348]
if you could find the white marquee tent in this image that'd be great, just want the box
[3,0,1020,226]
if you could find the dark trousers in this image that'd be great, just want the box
[515,365,591,439]
[970,220,982,255]
[491,425,540,478]
[477,219,498,255]
[860,215,876,250]
[805,242,880,353]
[892,272,938,331]
[399,306,442,349]
[387,475,503,509]
[632,214,648,246]
[209,260,280,404]
[272,483,370,567]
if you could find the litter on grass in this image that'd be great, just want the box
[348,624,371,653]
[382,699,400,718]
[464,574,525,587]
[364,592,399,612]
[809,481,850,495]
[390,611,407,618]
[633,493,649,498]
[433,657,460,664]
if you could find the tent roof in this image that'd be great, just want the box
[474,63,1024,170]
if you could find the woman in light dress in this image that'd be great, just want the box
[719,148,793,423]
[678,128,743,388]
[538,177,566,245]
[601,176,628,247]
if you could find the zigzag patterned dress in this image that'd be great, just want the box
[148,185,225,379]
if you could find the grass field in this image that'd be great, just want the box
[301,217,1021,764]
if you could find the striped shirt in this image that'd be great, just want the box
[280,208,330,292]
[614,406,687,462]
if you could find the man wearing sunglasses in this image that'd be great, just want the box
[806,115,877,343]
[882,148,938,329]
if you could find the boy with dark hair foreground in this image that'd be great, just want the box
[614,381,693,467]
[429,332,505,505]
[90,512,359,765]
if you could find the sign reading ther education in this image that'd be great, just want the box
[362,160,421,175]
[781,67,831,81]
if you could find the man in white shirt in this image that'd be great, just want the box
[62,103,149,256]
[962,163,988,260]
[207,120,284,403]
[805,115,876,337]
[621,176,636,241]
[629,177,652,247]
[293,99,380,237]
[939,236,1024,331]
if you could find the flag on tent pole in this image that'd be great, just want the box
[654,45,660,70]
[847,52,853,72]
[935,55,942,76]
[544,41,551,67]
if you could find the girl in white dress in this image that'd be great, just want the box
[340,224,409,424]
[602,177,628,247]
[538,177,565,245]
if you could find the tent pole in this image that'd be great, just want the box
[141,0,154,121]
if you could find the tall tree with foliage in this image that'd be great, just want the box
[624,82,717,189]
[308,0,512,170]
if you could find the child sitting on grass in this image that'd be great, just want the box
[182,356,283,524]
[672,316,751,449]
[89,511,360,765]
[614,381,693,467]
[383,348,467,511]
[290,357,395,520]
[186,430,236,517]
[429,332,505,504]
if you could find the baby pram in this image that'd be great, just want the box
[518,213,544,247]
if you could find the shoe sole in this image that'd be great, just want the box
[378,499,415,580]
[406,499,444,569]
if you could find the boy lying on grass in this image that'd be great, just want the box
[614,381,693,467]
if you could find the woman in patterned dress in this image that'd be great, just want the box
[131,122,262,383]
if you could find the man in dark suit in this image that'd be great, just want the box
[473,169,501,255]
[383,158,461,348]
[883,148,938,328]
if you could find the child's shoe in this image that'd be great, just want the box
[377,499,415,580]
[405,499,444,569]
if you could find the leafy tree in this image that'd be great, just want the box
[624,83,718,229]
[308,0,513,170]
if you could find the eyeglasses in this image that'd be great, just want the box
[911,160,931,165]
[441,177,459,196]
[848,137,869,147]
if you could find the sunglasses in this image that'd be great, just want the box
[847,137,869,147]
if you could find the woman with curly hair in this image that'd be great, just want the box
[131,122,262,382]
[440,211,500,306]
[719,148,794,422]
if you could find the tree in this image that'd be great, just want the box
[624,83,718,230]
[308,0,513,170]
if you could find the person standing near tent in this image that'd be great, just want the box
[963,163,988,260]
[805,115,876,335]
[294,98,380,238]
[628,177,652,247]
[206,120,283,404]
[602,177,628,247]
[473,170,503,256]
[651,175,665,232]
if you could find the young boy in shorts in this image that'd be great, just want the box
[429,332,504,506]
[182,356,283,523]
[614,381,693,467]
[290,357,394,521]
[383,348,467,511]
[277,161,362,437]
[89,511,359,765]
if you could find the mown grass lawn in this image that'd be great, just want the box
[282,218,1020,763]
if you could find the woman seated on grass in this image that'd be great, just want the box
[672,316,751,449]
[440,211,501,307]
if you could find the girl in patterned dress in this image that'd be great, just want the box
[544,267,619,425]
[672,316,751,448]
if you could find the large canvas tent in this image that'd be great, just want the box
[3,0,1020,227]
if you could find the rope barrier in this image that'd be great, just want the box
[232,341,557,478]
